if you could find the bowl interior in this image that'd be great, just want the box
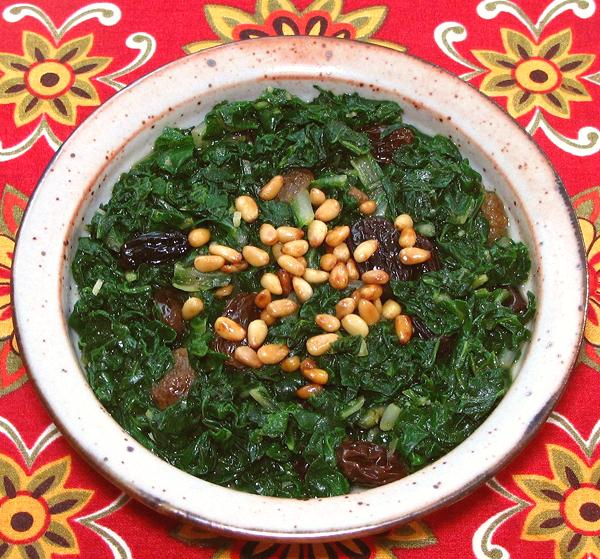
[13,37,586,541]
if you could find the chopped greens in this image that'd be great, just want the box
[70,87,534,498]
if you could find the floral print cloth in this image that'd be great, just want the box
[0,1,598,557]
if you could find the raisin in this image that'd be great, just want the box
[503,286,527,314]
[152,348,195,409]
[119,231,190,270]
[348,217,408,281]
[278,168,315,202]
[336,440,407,487]
[481,191,508,243]
[212,292,260,368]
[363,125,414,164]
[153,288,185,335]
[413,234,442,274]
[412,317,456,359]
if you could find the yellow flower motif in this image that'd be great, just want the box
[515,444,600,559]
[171,520,436,557]
[183,0,404,54]
[0,234,17,354]
[0,31,111,127]
[579,217,600,346]
[0,454,92,558]
[472,28,594,118]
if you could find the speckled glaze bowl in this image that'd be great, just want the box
[13,37,587,541]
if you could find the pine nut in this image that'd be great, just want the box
[247,319,268,349]
[395,315,413,344]
[297,255,308,268]
[182,297,204,320]
[292,277,313,302]
[209,243,242,264]
[353,239,379,263]
[234,346,262,368]
[335,297,356,319]
[214,284,234,298]
[358,299,380,325]
[310,188,326,206]
[255,289,272,309]
[259,175,284,200]
[349,186,369,203]
[350,289,362,306]
[382,299,402,320]
[307,220,327,247]
[333,242,350,263]
[260,272,283,295]
[302,368,328,385]
[188,227,211,247]
[300,358,317,372]
[260,309,277,326]
[399,247,431,265]
[346,259,360,281]
[267,298,298,318]
[242,245,270,267]
[277,269,293,295]
[326,225,350,247]
[304,269,330,284]
[341,314,369,337]
[394,214,414,231]
[280,355,300,372]
[194,255,225,272]
[314,199,341,222]
[283,239,309,257]
[359,200,377,215]
[278,255,306,277]
[221,262,248,273]
[277,226,304,243]
[234,195,259,223]
[272,242,284,260]
[361,269,389,285]
[306,333,339,356]
[259,223,278,246]
[257,343,289,364]
[215,317,246,341]
[297,384,324,399]
[320,253,337,272]
[374,298,383,314]
[329,262,349,290]
[399,227,417,248]
[360,284,383,301]
[315,314,341,332]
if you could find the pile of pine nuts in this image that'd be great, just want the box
[180,177,432,400]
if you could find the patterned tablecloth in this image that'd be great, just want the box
[0,0,599,557]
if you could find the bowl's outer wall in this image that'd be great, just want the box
[12,37,587,541]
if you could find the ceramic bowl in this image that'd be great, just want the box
[13,36,587,541]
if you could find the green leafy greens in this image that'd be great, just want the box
[70,87,534,497]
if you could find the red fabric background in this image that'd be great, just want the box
[1,1,599,557]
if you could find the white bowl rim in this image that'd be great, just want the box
[12,36,587,541]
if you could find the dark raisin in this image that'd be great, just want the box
[277,268,292,296]
[347,217,410,281]
[503,286,527,314]
[119,231,189,270]
[153,288,184,334]
[278,168,314,202]
[363,125,414,164]
[413,234,442,274]
[412,317,457,359]
[336,440,407,487]
[152,348,195,409]
[212,292,260,368]
[293,458,309,480]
